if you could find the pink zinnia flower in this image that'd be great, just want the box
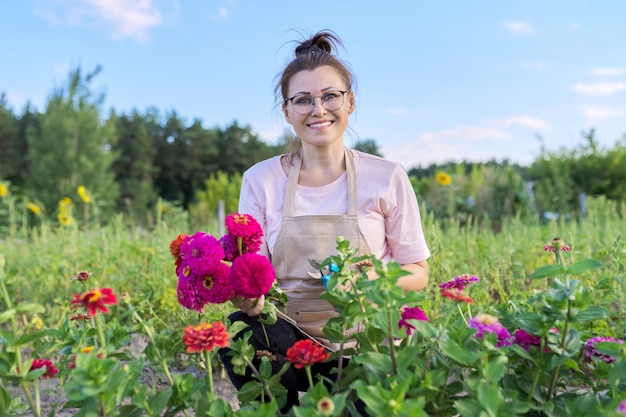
[224,213,263,255]
[469,313,511,347]
[229,253,275,299]
[194,261,233,304]
[543,237,571,252]
[30,359,58,379]
[584,336,624,364]
[219,233,241,262]
[398,306,428,335]
[617,399,626,416]
[438,274,480,291]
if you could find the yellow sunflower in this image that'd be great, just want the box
[77,185,91,204]
[0,182,8,197]
[436,172,452,186]
[27,202,42,215]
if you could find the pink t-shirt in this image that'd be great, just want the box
[239,149,430,265]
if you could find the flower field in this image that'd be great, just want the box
[0,196,625,416]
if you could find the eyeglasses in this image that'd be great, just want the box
[284,89,350,115]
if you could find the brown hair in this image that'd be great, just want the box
[275,30,356,155]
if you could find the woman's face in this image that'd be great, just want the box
[283,65,354,151]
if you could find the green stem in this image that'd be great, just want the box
[94,313,107,350]
[305,366,314,389]
[386,309,398,375]
[456,303,468,325]
[161,359,175,386]
[204,350,214,394]
[34,379,41,417]
[244,357,276,405]
[547,307,571,400]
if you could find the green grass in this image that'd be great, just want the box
[0,197,624,333]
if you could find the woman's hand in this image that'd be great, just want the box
[231,294,265,317]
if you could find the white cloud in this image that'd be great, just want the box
[504,21,533,36]
[3,91,28,109]
[421,125,510,142]
[494,116,548,130]
[581,105,625,120]
[33,0,163,43]
[569,22,581,30]
[572,82,626,96]
[591,67,624,77]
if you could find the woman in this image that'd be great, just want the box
[219,30,430,411]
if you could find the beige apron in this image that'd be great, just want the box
[272,148,371,351]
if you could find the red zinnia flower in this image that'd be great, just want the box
[182,322,230,353]
[170,234,187,259]
[71,271,92,282]
[229,253,275,299]
[441,288,474,303]
[70,288,118,316]
[285,339,330,369]
[30,359,58,379]
[398,306,428,335]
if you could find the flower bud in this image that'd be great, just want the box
[317,397,335,416]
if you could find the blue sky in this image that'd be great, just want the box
[2,1,625,169]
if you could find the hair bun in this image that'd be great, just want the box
[294,32,337,57]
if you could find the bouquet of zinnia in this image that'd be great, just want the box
[169,213,279,314]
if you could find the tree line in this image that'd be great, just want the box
[1,67,625,230]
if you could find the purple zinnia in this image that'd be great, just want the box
[229,253,275,299]
[584,336,624,364]
[469,313,512,347]
[513,328,559,352]
[398,306,428,335]
[617,399,626,416]
[438,274,480,291]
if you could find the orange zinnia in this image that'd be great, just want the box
[285,339,330,369]
[182,321,230,353]
[441,288,474,303]
[70,288,118,316]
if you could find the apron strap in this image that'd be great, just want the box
[283,148,357,217]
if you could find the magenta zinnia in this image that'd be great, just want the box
[176,232,233,309]
[583,336,624,363]
[224,213,263,256]
[438,274,479,291]
[398,306,428,335]
[229,253,275,299]
[469,313,511,347]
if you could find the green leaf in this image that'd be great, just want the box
[515,312,543,335]
[146,388,172,415]
[0,308,16,324]
[11,330,53,348]
[486,356,508,382]
[441,339,480,367]
[572,306,609,322]
[531,264,565,279]
[566,258,603,275]
[0,385,11,413]
[14,303,45,315]
[455,398,482,417]
[353,352,393,374]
